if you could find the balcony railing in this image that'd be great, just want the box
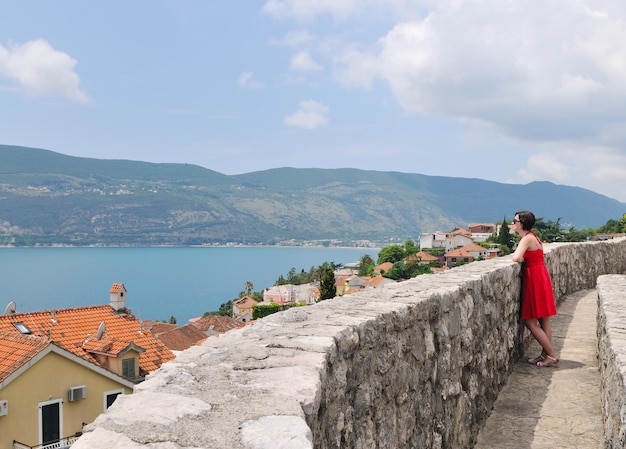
[13,434,80,449]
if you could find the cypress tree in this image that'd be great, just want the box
[319,262,337,301]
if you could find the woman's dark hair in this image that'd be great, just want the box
[515,210,536,231]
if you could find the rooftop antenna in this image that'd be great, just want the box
[4,301,16,315]
[96,321,106,340]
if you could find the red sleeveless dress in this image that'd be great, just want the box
[520,235,556,320]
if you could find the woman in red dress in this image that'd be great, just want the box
[510,210,559,367]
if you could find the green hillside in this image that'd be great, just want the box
[0,145,624,246]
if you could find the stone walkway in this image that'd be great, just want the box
[474,289,603,449]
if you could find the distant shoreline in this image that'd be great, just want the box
[0,243,382,250]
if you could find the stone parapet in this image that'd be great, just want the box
[597,273,626,448]
[74,238,626,449]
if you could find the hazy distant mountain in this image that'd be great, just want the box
[0,145,623,246]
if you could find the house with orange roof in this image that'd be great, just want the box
[443,248,475,268]
[459,243,490,259]
[191,315,245,336]
[421,229,475,251]
[404,251,439,264]
[374,262,394,275]
[335,274,359,295]
[148,323,207,352]
[0,284,175,449]
[363,276,395,289]
[232,296,258,322]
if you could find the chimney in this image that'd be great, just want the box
[109,283,127,311]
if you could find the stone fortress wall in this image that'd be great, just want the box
[597,273,626,448]
[74,237,626,449]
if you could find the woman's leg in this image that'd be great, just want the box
[539,316,553,346]
[524,318,557,358]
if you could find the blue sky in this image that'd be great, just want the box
[1,1,626,203]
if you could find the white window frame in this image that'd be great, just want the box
[38,397,63,447]
[103,389,124,412]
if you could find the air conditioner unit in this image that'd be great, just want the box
[0,400,7,416]
[68,385,87,402]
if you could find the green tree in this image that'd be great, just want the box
[598,214,626,233]
[533,217,562,242]
[217,300,233,317]
[498,216,513,249]
[358,254,375,276]
[404,239,419,256]
[244,280,254,296]
[377,244,406,264]
[168,315,177,324]
[318,262,336,301]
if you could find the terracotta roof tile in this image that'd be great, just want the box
[0,305,174,377]
[152,324,207,351]
[405,251,439,262]
[109,283,126,294]
[375,262,394,271]
[191,315,244,333]
[444,248,474,258]
[460,243,488,252]
[365,277,389,288]
[146,323,178,334]
[233,296,258,309]
[0,330,50,382]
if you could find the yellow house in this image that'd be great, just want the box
[0,284,175,449]
[0,331,134,449]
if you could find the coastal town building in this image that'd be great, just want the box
[420,223,498,251]
[0,284,174,449]
[263,284,319,305]
[232,296,258,322]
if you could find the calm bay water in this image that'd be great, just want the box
[0,246,377,324]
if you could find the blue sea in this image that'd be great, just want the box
[0,246,377,324]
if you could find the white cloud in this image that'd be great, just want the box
[237,71,264,89]
[284,100,329,128]
[0,39,88,103]
[515,144,626,201]
[290,51,323,72]
[518,153,570,183]
[334,1,626,150]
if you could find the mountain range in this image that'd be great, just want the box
[0,144,624,246]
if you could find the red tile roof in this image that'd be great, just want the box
[375,262,394,271]
[460,243,488,252]
[109,283,126,294]
[365,276,390,288]
[191,315,245,333]
[0,305,174,377]
[405,251,439,262]
[233,296,258,310]
[0,330,50,383]
[150,323,207,351]
[444,248,474,258]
